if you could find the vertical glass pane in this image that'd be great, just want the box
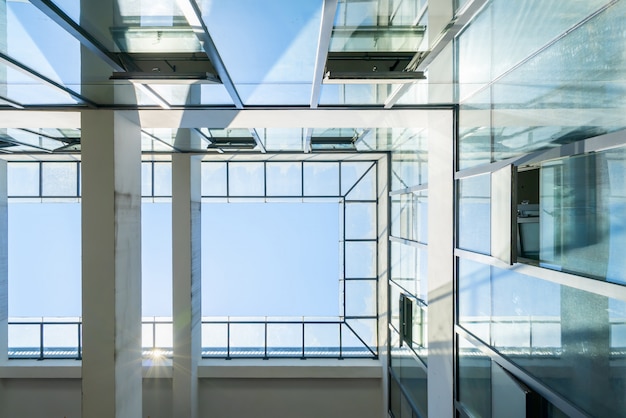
[201,162,227,196]
[267,323,302,357]
[304,323,340,357]
[345,241,376,278]
[154,323,173,349]
[8,163,39,196]
[202,322,228,356]
[229,323,265,357]
[303,162,339,196]
[266,162,302,196]
[153,162,172,196]
[538,147,626,284]
[345,168,376,201]
[344,280,377,317]
[228,162,264,196]
[8,324,40,357]
[457,174,491,254]
[43,324,78,357]
[457,336,492,418]
[457,258,491,344]
[41,163,77,196]
[141,162,153,197]
[345,202,376,240]
[341,162,373,195]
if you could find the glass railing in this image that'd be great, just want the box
[7,317,377,360]
[201,317,377,359]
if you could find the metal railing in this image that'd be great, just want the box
[201,317,377,359]
[7,317,378,360]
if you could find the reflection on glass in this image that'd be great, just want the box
[458,1,626,169]
[303,162,340,196]
[331,0,426,52]
[266,162,302,196]
[345,202,376,240]
[457,174,491,254]
[390,339,428,417]
[457,257,626,417]
[537,147,626,284]
[228,162,264,196]
[391,243,427,303]
[457,336,492,418]
[8,163,39,196]
[344,280,376,317]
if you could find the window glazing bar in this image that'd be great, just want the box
[177,0,244,109]
[310,0,339,109]
[384,0,490,108]
[0,95,24,109]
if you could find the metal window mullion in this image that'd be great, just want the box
[39,322,44,360]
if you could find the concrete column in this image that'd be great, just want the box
[0,160,7,363]
[427,110,455,418]
[172,152,201,418]
[81,110,142,418]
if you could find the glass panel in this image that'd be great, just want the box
[228,162,264,196]
[8,163,39,196]
[537,147,626,284]
[331,0,425,52]
[390,352,428,418]
[343,318,376,353]
[341,162,373,195]
[391,243,427,303]
[267,323,302,357]
[266,162,302,196]
[344,280,377,317]
[41,163,77,197]
[303,162,340,196]
[201,162,227,197]
[141,162,153,196]
[345,202,376,240]
[458,258,492,344]
[457,336,492,418]
[8,324,40,357]
[319,84,402,105]
[201,322,228,356]
[457,257,626,416]
[154,322,173,348]
[304,323,340,356]
[229,323,265,356]
[142,323,154,349]
[43,324,78,357]
[457,174,491,254]
[345,241,376,278]
[261,129,304,152]
[345,167,376,201]
[153,162,172,196]
[199,0,321,105]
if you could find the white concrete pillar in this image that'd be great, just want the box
[427,110,455,418]
[0,160,7,363]
[172,151,201,418]
[81,110,142,418]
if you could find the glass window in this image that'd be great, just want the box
[457,174,491,254]
[41,162,77,197]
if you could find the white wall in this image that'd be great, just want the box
[0,377,382,418]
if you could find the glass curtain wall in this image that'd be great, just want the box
[455,0,626,417]
[388,127,428,418]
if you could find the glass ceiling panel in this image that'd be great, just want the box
[2,66,78,106]
[330,0,426,52]
[198,0,322,105]
[4,0,81,86]
[259,128,304,152]
[320,83,403,105]
[50,0,202,53]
